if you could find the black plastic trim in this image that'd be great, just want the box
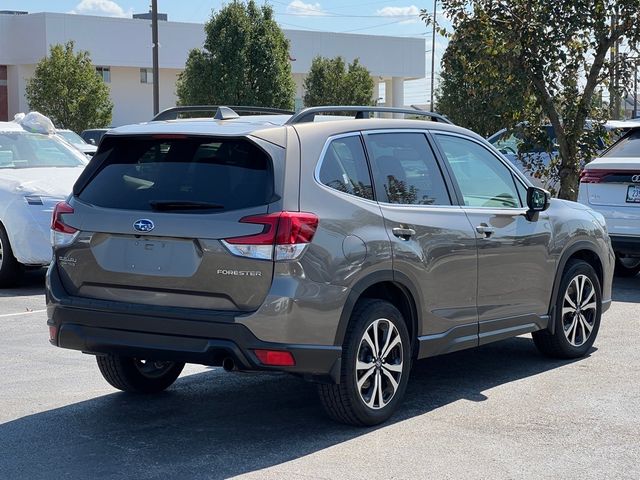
[547,240,606,335]
[610,235,640,256]
[333,270,421,349]
[417,323,478,358]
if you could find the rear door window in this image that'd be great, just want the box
[365,132,451,205]
[78,136,275,212]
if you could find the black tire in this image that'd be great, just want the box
[532,259,602,359]
[614,255,640,278]
[0,223,23,288]
[96,355,185,393]
[317,299,411,426]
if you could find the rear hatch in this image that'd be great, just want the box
[54,133,286,312]
[581,129,640,208]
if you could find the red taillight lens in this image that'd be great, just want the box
[254,349,296,366]
[51,202,77,234]
[224,212,319,246]
[275,212,319,244]
[579,169,606,183]
[49,325,58,342]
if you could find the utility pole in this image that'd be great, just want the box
[634,60,638,119]
[151,0,160,116]
[430,0,437,111]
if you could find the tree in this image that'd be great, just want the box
[423,1,640,200]
[25,41,112,132]
[176,1,295,109]
[303,56,374,107]
[437,19,536,137]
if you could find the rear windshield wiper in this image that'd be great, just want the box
[149,200,225,211]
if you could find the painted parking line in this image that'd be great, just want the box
[0,309,47,318]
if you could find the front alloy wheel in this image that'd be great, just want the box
[561,274,597,347]
[532,259,602,359]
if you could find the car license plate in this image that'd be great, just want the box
[626,185,640,203]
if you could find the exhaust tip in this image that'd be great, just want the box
[222,357,236,372]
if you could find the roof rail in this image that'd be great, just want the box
[152,105,295,121]
[285,106,452,125]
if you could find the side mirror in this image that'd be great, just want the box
[527,186,550,212]
[89,138,96,145]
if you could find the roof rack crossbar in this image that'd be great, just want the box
[152,105,295,121]
[285,106,452,125]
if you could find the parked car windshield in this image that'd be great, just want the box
[603,129,640,158]
[57,130,87,145]
[490,126,557,154]
[0,131,87,169]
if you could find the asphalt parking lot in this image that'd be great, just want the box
[0,271,638,480]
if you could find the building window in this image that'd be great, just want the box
[96,66,111,83]
[140,68,154,84]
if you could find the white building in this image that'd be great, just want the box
[0,11,426,127]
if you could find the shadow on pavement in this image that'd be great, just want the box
[0,269,46,298]
[611,274,640,303]
[0,337,589,479]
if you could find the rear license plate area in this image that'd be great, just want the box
[626,185,640,203]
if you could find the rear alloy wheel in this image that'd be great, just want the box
[96,354,185,393]
[533,260,601,358]
[614,255,640,278]
[318,300,411,426]
[0,224,23,288]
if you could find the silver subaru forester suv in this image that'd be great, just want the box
[47,106,614,426]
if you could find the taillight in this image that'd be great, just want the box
[51,201,78,247]
[222,212,319,261]
[580,169,606,183]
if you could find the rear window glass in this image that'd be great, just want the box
[604,129,640,158]
[78,136,275,212]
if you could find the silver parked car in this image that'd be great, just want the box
[47,106,614,426]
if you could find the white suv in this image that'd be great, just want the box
[578,127,640,277]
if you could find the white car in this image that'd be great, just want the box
[0,117,88,286]
[578,126,640,277]
[56,129,98,157]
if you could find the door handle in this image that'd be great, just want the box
[475,224,495,238]
[392,227,416,240]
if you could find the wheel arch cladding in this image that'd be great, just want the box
[548,242,604,335]
[334,271,420,356]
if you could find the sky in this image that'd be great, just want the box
[2,1,451,104]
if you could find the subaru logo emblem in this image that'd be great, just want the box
[133,219,155,233]
[632,174,640,183]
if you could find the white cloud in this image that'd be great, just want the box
[287,0,324,17]
[376,5,420,23]
[69,0,132,18]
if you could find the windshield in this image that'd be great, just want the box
[0,131,87,169]
[58,130,86,145]
[490,126,557,154]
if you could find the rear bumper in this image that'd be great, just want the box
[46,266,341,383]
[610,235,640,257]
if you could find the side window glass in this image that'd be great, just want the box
[319,135,374,200]
[435,134,523,208]
[367,133,451,205]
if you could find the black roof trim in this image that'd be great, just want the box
[152,106,295,121]
[285,106,453,125]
